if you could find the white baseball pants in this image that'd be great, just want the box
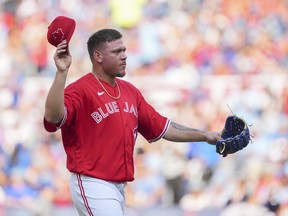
[69,173,126,216]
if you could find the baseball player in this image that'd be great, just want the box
[44,29,221,216]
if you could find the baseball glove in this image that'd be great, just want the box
[216,115,251,157]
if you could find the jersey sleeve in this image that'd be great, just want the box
[137,94,170,143]
[43,106,67,132]
[43,81,82,132]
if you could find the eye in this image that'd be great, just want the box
[113,48,126,55]
[113,49,122,54]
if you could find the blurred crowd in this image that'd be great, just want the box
[0,0,288,215]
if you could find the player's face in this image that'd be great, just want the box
[100,39,127,78]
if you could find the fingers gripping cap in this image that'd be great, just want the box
[47,16,76,47]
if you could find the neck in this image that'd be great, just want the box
[91,70,115,85]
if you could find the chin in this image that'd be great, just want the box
[117,71,126,78]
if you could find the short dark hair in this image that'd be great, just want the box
[87,29,123,60]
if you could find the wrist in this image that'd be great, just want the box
[203,131,210,142]
[56,68,69,74]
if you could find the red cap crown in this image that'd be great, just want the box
[47,16,76,47]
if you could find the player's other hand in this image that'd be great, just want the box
[206,132,221,145]
[54,40,72,73]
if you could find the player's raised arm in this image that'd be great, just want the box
[44,40,71,124]
[163,121,221,144]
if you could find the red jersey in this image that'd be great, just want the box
[44,73,170,182]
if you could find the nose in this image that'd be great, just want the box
[121,51,127,60]
[122,53,127,60]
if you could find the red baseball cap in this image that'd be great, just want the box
[47,16,76,47]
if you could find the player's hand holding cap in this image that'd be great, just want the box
[47,16,76,47]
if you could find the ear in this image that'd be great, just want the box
[93,50,102,63]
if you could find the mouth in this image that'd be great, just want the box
[120,63,126,69]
